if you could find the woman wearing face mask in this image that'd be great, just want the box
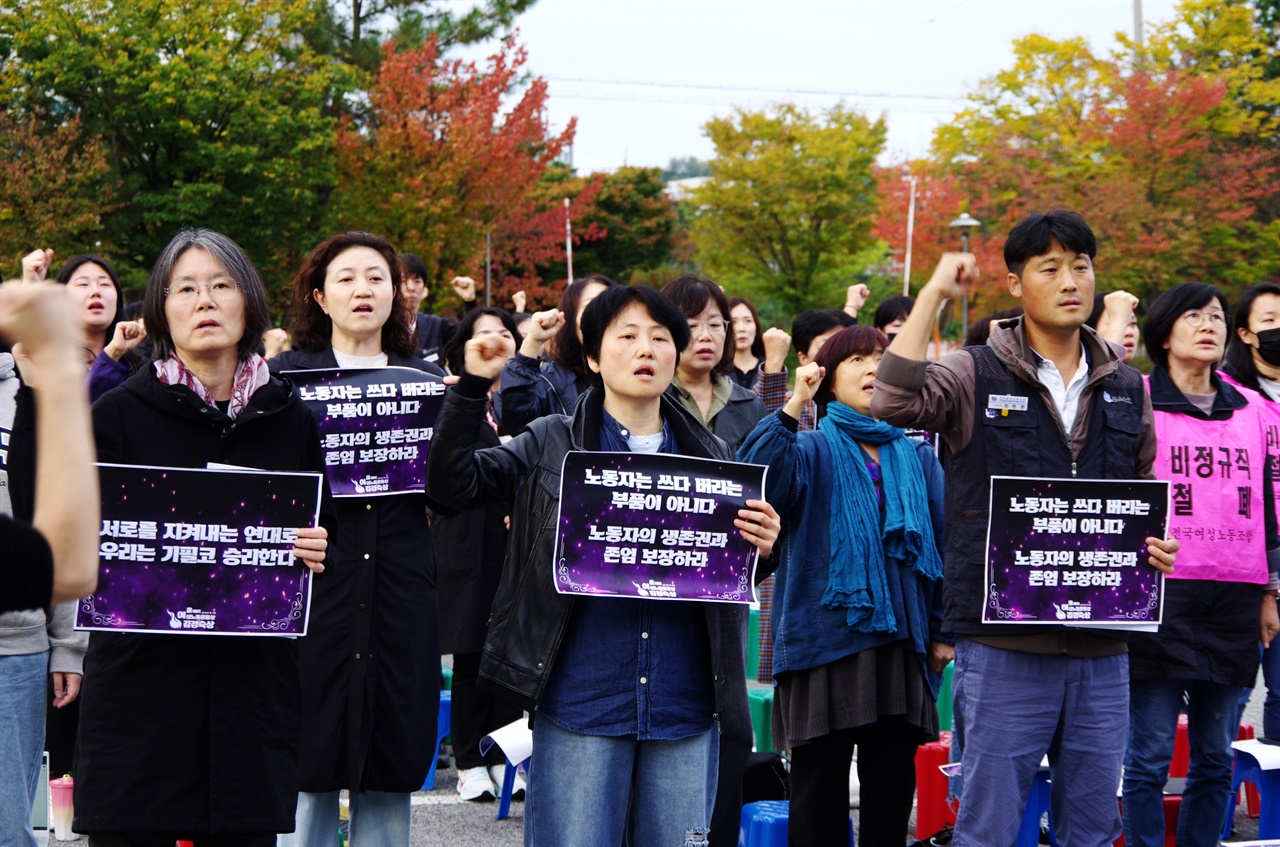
[662,276,766,454]
[435,308,526,802]
[738,325,949,847]
[497,274,617,435]
[271,232,443,847]
[728,297,765,389]
[1122,283,1280,847]
[1221,282,1280,743]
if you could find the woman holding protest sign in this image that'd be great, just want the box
[1122,282,1280,847]
[496,273,617,435]
[427,284,780,846]
[435,307,526,802]
[271,231,442,847]
[74,228,332,847]
[738,324,949,847]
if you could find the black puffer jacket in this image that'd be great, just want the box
[426,377,753,746]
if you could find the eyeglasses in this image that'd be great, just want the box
[164,280,242,303]
[688,320,727,335]
[1181,310,1226,328]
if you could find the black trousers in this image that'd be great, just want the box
[88,834,274,847]
[788,716,921,847]
[450,651,524,770]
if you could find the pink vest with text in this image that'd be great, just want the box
[1219,370,1280,528]
[1148,376,1269,583]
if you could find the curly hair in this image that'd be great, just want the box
[287,232,416,357]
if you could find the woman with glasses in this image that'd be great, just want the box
[73,229,333,847]
[1121,282,1280,847]
[271,232,443,847]
[661,277,766,454]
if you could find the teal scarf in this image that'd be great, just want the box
[816,401,944,632]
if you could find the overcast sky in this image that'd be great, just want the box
[454,0,1184,173]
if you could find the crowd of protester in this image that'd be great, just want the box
[8,207,1280,847]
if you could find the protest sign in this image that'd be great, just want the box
[552,451,767,603]
[283,366,445,497]
[984,476,1170,627]
[76,463,323,636]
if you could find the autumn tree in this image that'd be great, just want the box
[0,113,119,272]
[690,104,887,319]
[0,0,346,292]
[330,37,601,313]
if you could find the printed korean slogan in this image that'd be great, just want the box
[552,451,767,603]
[284,367,445,497]
[77,464,324,636]
[984,476,1170,627]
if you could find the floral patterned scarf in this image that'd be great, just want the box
[154,353,270,420]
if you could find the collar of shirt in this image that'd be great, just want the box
[1029,343,1089,436]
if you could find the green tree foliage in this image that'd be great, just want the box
[0,0,347,294]
[690,104,887,318]
[0,113,118,272]
[545,166,679,283]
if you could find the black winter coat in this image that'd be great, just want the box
[75,365,337,836]
[271,349,441,792]
[426,379,753,752]
[432,414,509,655]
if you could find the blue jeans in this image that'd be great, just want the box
[0,651,49,847]
[1122,679,1241,847]
[525,715,718,847]
[277,789,410,847]
[951,638,1128,847]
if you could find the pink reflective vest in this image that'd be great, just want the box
[1219,370,1280,528]
[1148,375,1269,584]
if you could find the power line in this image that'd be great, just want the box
[540,75,966,103]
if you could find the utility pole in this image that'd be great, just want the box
[1134,0,1144,49]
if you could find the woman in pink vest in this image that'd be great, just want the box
[1221,282,1280,743]
[1122,282,1280,847]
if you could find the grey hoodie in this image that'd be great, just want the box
[0,352,87,671]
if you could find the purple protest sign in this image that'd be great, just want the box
[552,451,767,604]
[983,476,1171,627]
[283,367,445,497]
[76,463,323,637]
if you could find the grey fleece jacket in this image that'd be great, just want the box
[0,353,87,670]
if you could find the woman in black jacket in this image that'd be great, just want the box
[74,229,331,847]
[436,307,525,802]
[272,232,442,847]
[427,284,780,847]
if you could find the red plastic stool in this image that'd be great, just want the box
[914,730,957,840]
[1112,793,1182,847]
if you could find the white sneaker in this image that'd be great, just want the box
[457,765,496,801]
[488,763,526,801]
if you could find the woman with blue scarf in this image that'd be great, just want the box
[738,325,951,847]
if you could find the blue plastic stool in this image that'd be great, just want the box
[1223,743,1280,839]
[420,690,452,790]
[495,755,529,821]
[737,800,853,846]
[1015,769,1057,847]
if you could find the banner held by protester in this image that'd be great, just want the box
[552,451,767,604]
[283,366,445,497]
[77,463,324,636]
[984,475,1171,628]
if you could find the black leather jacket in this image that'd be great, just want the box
[426,375,753,745]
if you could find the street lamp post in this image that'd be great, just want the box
[949,212,981,333]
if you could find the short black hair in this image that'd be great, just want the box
[792,309,856,359]
[1004,210,1097,277]
[443,307,520,376]
[872,295,914,333]
[1223,282,1280,391]
[398,253,429,283]
[964,306,1024,347]
[661,275,734,376]
[1143,281,1230,372]
[56,254,126,345]
[580,286,691,383]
